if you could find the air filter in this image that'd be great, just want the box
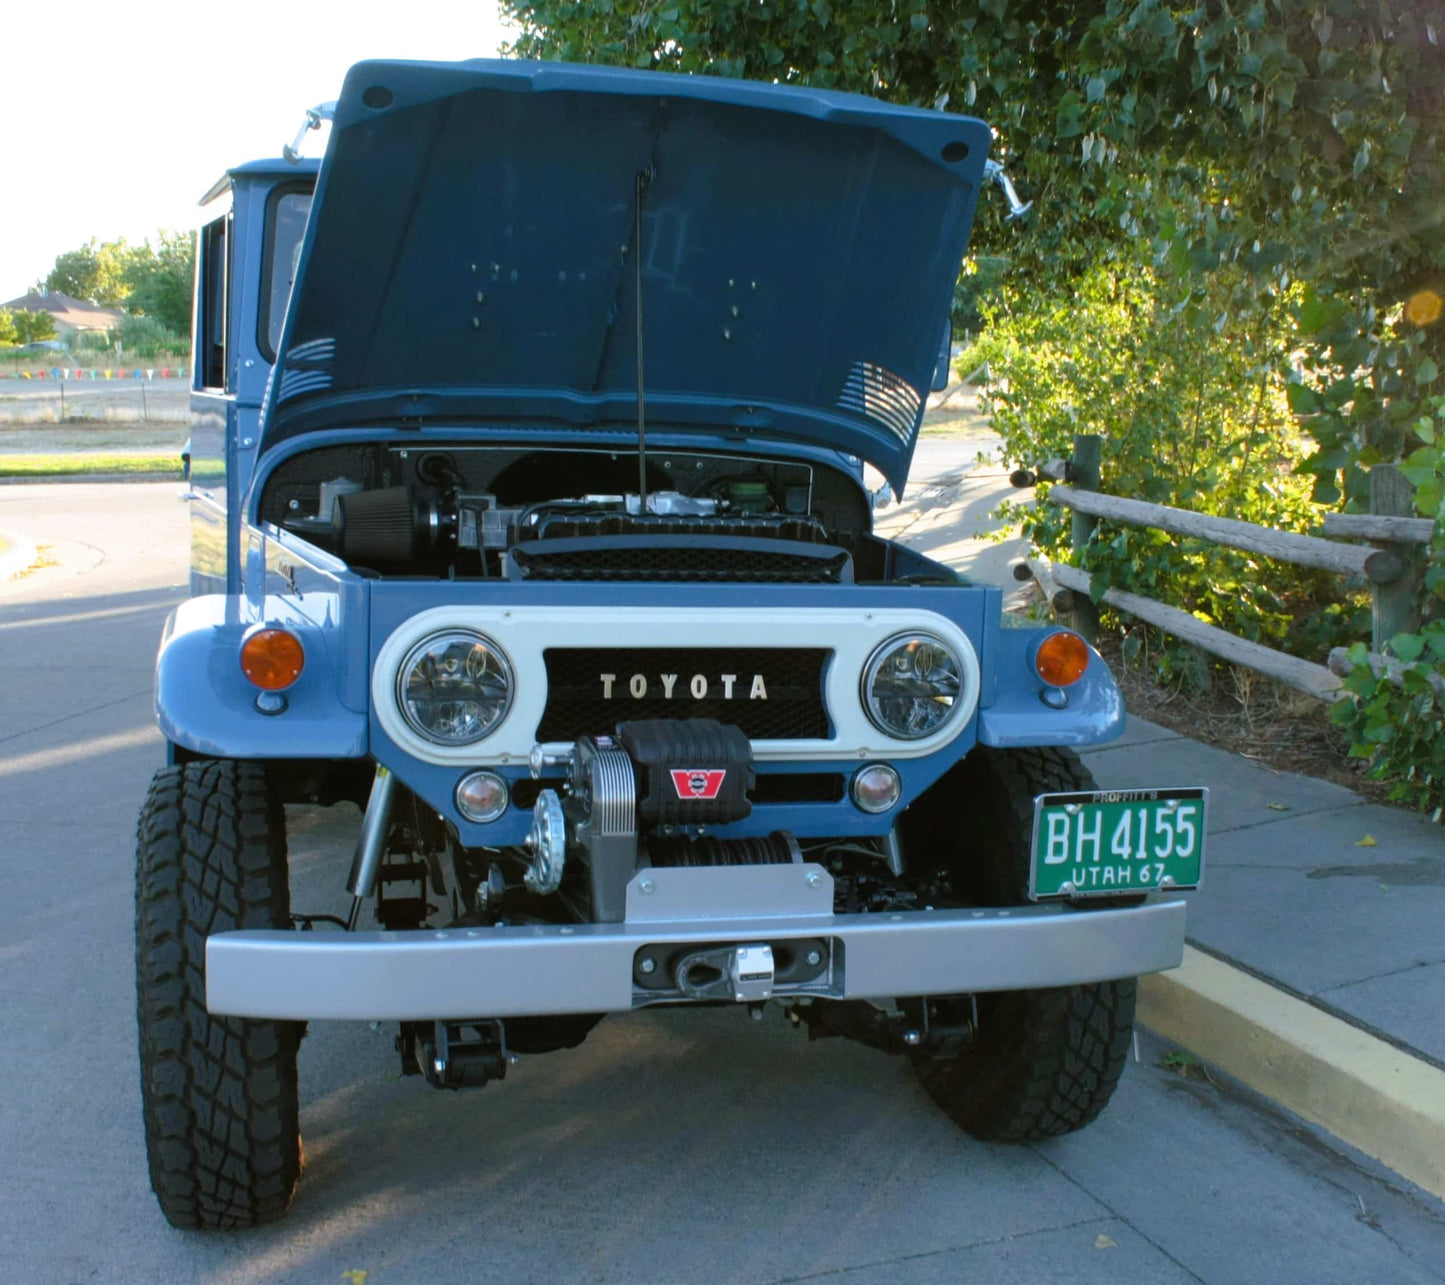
[332,487,437,569]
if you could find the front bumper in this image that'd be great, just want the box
[207,865,1186,1021]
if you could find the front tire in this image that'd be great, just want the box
[135,761,302,1229]
[909,746,1137,1141]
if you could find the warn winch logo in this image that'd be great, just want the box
[670,769,727,800]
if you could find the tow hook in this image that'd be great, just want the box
[674,943,776,1002]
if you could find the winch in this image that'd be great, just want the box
[524,718,766,921]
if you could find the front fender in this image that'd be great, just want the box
[156,595,367,759]
[976,627,1125,748]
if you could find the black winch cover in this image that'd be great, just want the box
[617,719,754,825]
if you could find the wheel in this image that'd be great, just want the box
[135,760,302,1229]
[908,745,1137,1141]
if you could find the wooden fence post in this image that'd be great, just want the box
[1370,464,1422,651]
[1070,433,1102,642]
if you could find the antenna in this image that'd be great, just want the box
[634,167,652,513]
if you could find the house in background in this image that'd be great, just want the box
[1,290,127,341]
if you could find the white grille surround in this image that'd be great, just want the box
[372,606,982,767]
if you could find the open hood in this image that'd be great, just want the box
[261,59,991,494]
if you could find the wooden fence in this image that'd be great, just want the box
[1013,433,1437,700]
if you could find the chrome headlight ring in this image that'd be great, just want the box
[395,629,515,746]
[860,630,966,741]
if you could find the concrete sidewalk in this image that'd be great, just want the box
[1081,716,1444,1069]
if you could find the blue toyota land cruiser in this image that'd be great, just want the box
[135,58,1204,1229]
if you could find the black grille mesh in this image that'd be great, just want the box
[537,647,831,741]
[510,539,851,584]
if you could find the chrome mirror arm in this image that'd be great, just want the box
[984,159,1033,223]
[282,101,338,164]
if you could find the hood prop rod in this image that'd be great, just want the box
[633,166,653,514]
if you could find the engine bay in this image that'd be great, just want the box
[258,442,954,584]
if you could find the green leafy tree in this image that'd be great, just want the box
[0,309,16,346]
[123,231,195,335]
[41,232,194,331]
[11,310,59,344]
[43,239,130,305]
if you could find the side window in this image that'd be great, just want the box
[198,215,230,390]
[258,187,314,362]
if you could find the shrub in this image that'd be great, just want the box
[1331,398,1445,818]
[977,253,1354,676]
[117,314,188,358]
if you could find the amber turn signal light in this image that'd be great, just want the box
[241,628,305,691]
[1035,630,1089,688]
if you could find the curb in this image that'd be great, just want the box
[0,531,39,580]
[1139,945,1445,1201]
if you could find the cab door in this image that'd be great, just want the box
[187,199,233,596]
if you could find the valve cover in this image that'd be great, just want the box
[617,719,754,826]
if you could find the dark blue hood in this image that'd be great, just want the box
[261,59,991,495]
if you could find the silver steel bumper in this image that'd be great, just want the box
[206,864,1187,1021]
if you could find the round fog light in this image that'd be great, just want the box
[852,763,902,814]
[455,771,509,823]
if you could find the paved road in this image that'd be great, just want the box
[2,481,1443,1285]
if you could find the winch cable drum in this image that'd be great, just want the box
[647,831,802,867]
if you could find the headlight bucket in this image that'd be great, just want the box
[860,631,965,741]
[396,630,514,745]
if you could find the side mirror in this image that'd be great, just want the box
[931,319,953,392]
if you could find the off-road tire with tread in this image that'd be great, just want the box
[135,760,302,1229]
[910,745,1137,1141]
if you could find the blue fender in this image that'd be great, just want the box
[155,595,367,759]
[975,627,1125,748]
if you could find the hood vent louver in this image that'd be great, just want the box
[837,361,923,444]
[277,337,336,404]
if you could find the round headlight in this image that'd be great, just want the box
[861,632,964,740]
[397,631,513,745]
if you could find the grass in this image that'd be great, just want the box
[0,453,181,478]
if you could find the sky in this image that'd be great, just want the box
[0,0,513,302]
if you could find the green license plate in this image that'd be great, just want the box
[1029,787,1207,900]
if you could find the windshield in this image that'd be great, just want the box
[262,188,314,360]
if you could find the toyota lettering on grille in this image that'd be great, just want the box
[599,673,768,700]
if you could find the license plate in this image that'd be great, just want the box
[1029,787,1207,900]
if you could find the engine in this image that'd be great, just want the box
[258,443,903,583]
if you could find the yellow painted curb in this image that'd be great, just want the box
[1139,945,1445,1201]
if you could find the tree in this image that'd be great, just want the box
[11,310,59,343]
[40,232,195,333]
[43,239,130,306]
[0,309,16,346]
[123,232,195,335]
